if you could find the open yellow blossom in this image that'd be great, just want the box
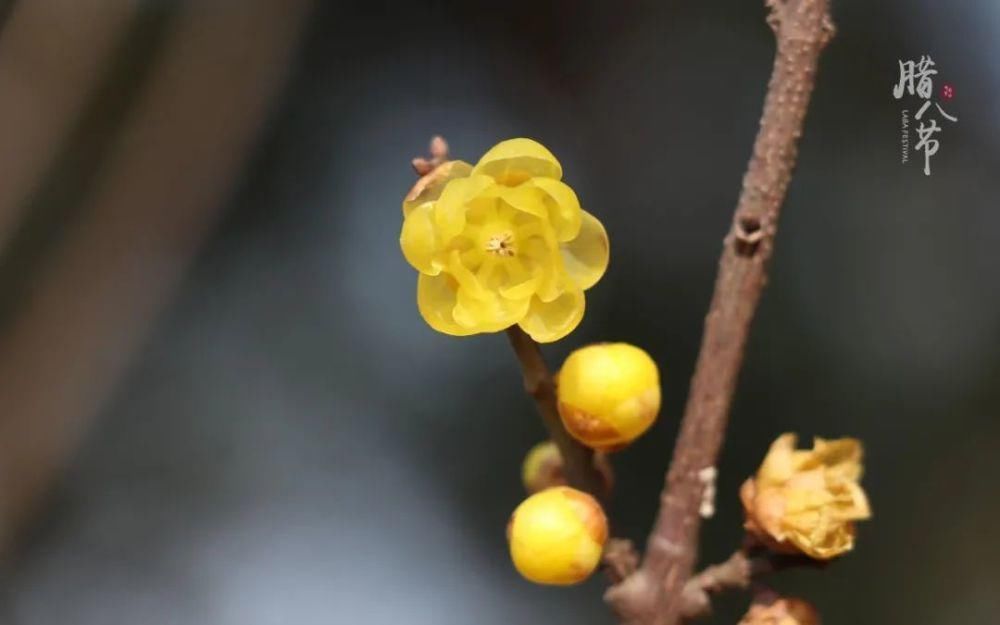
[400,138,610,343]
[740,433,871,560]
[738,597,820,625]
[507,486,608,585]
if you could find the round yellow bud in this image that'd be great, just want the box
[556,343,661,451]
[520,440,615,494]
[521,441,564,494]
[507,486,608,585]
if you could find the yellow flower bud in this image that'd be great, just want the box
[520,440,614,494]
[740,433,872,560]
[556,343,661,450]
[738,597,820,625]
[507,486,608,585]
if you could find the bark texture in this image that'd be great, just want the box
[605,1,835,623]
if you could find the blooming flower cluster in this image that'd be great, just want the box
[740,433,871,560]
[400,138,609,342]
[400,138,872,605]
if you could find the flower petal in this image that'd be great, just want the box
[434,174,496,242]
[499,258,542,301]
[521,240,560,303]
[757,433,798,486]
[842,481,872,520]
[559,210,609,290]
[472,138,562,186]
[454,287,529,333]
[495,184,547,219]
[403,160,473,217]
[417,273,477,336]
[447,249,491,301]
[529,178,582,241]
[808,437,863,480]
[400,202,442,275]
[518,286,585,343]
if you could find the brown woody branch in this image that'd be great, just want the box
[506,326,609,499]
[679,550,754,619]
[678,549,826,619]
[604,538,641,584]
[605,1,835,623]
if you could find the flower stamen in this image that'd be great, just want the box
[485,232,516,257]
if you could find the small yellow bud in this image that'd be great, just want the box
[740,433,871,560]
[520,440,614,494]
[521,441,564,494]
[556,343,661,450]
[738,597,820,625]
[507,486,608,585]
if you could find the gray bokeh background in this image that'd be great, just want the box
[2,1,998,624]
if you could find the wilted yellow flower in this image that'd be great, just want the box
[507,486,608,585]
[520,440,613,494]
[556,343,661,451]
[740,433,871,560]
[400,138,609,343]
[738,597,820,625]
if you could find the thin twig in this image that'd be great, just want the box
[505,326,608,499]
[678,549,826,619]
[605,1,835,623]
[604,538,641,584]
[679,550,753,619]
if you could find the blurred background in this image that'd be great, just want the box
[0,1,997,624]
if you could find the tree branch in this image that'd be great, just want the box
[505,326,609,499]
[678,549,825,619]
[605,1,835,623]
[604,538,641,584]
[679,550,753,619]
[507,325,608,500]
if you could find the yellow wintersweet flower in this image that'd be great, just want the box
[740,433,872,560]
[400,138,609,343]
[507,486,608,585]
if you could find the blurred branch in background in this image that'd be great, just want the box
[0,0,135,253]
[0,0,313,554]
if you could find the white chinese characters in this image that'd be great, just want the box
[893,55,957,176]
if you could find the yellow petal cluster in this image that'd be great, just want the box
[738,598,820,625]
[507,486,608,585]
[740,433,871,560]
[400,138,609,343]
[556,343,661,451]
